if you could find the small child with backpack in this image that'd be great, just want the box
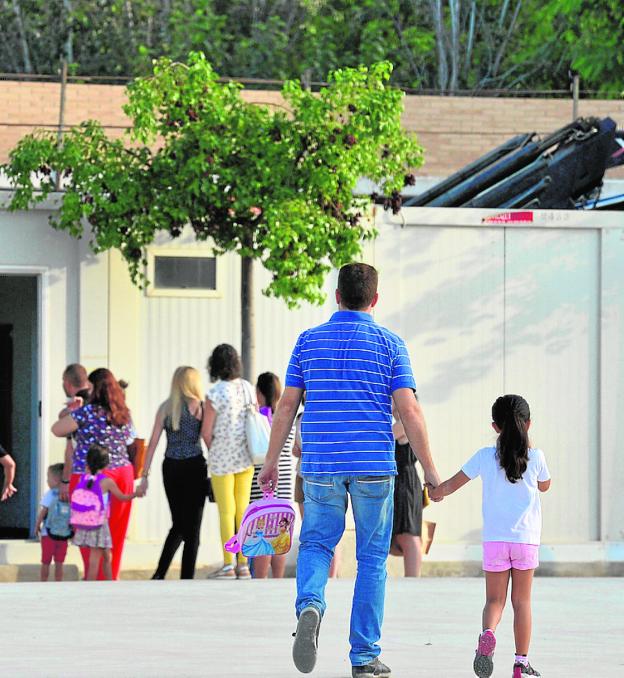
[71,444,138,581]
[35,463,73,581]
[429,395,551,678]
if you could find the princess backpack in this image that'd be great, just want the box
[70,473,108,530]
[225,492,296,558]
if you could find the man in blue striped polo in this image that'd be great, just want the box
[259,262,441,678]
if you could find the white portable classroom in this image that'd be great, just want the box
[1,200,622,575]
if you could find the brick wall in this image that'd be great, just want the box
[2,80,623,178]
[403,95,624,179]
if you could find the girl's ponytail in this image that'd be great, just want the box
[492,395,530,483]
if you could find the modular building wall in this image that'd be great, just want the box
[374,208,624,568]
[0,198,335,570]
[1,200,623,573]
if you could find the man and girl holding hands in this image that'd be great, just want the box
[259,263,550,678]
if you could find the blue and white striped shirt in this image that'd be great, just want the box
[285,310,416,476]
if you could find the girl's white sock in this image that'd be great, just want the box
[514,654,529,666]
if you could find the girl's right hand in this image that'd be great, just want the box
[427,482,446,502]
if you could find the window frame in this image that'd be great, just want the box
[145,246,223,298]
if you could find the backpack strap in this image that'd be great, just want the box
[89,473,107,509]
[241,379,255,410]
[224,535,241,553]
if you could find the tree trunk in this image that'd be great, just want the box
[492,0,523,79]
[159,0,171,46]
[429,0,448,92]
[11,0,33,73]
[463,1,476,80]
[124,0,137,54]
[241,256,255,382]
[449,0,461,92]
[63,0,74,63]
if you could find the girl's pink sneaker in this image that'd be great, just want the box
[473,630,496,677]
[513,661,541,677]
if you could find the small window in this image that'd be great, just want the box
[146,247,223,298]
[154,255,216,290]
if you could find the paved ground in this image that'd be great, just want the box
[3,577,622,677]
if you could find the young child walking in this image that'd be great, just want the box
[71,444,138,581]
[35,463,72,581]
[429,395,551,678]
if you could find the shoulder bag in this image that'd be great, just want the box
[241,380,271,465]
[127,437,146,479]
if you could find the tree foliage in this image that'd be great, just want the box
[516,0,624,95]
[1,0,621,94]
[2,54,423,306]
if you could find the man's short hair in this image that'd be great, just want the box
[63,363,88,388]
[337,263,378,310]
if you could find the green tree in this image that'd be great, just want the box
[2,53,423,376]
[516,0,624,95]
[3,0,619,95]
[0,0,68,73]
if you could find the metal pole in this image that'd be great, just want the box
[572,73,580,121]
[55,58,68,191]
[302,68,312,91]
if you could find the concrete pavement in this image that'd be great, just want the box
[2,577,623,677]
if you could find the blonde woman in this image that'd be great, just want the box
[138,366,210,579]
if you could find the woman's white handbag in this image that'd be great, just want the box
[242,381,271,465]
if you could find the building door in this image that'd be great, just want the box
[0,324,13,451]
[0,275,38,538]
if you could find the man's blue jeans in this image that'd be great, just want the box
[296,474,395,666]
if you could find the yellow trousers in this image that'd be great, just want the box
[211,466,255,565]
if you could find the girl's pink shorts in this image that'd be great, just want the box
[482,541,539,572]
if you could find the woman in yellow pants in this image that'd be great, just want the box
[211,468,254,569]
[204,344,256,579]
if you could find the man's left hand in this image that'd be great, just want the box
[257,463,278,494]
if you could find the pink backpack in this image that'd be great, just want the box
[225,492,295,558]
[70,473,108,530]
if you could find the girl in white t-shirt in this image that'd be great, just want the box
[430,394,551,678]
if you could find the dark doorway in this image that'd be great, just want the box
[0,324,13,450]
[0,276,38,539]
